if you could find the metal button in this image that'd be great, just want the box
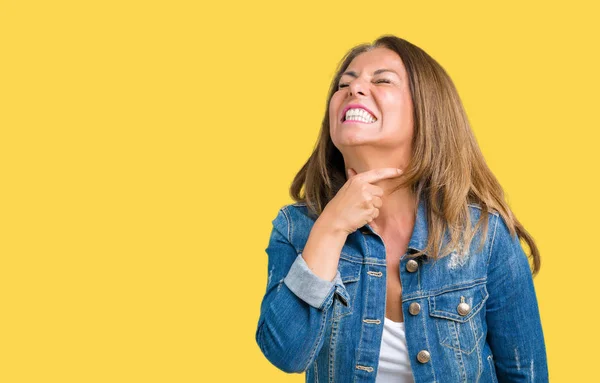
[406,259,419,273]
[457,296,471,316]
[409,302,421,315]
[417,350,431,363]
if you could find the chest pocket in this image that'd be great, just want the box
[333,255,362,320]
[428,282,489,354]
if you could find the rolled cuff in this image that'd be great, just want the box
[283,253,348,310]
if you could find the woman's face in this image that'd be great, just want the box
[329,47,414,151]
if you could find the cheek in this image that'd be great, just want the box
[380,91,412,120]
[329,94,343,122]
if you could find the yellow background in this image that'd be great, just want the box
[1,0,598,381]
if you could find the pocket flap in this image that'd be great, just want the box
[428,283,488,322]
[338,256,361,283]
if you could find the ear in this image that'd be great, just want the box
[347,168,357,178]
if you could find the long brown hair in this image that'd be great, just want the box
[289,35,540,276]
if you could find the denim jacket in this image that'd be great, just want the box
[255,197,549,382]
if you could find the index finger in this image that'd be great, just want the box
[358,168,403,184]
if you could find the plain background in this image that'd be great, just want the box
[1,0,598,381]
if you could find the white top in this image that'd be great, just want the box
[375,317,415,383]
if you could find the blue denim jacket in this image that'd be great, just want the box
[255,197,549,382]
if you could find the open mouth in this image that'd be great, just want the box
[342,112,377,124]
[341,106,378,124]
[342,118,376,124]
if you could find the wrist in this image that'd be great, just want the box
[315,211,348,238]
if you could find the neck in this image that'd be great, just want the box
[342,147,415,234]
[369,186,417,236]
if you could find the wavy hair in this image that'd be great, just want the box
[289,35,540,275]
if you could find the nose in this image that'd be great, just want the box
[348,78,368,97]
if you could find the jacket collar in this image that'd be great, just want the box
[408,196,429,255]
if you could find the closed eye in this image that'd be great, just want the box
[338,79,392,88]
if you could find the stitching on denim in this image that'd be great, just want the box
[417,253,422,290]
[332,285,353,320]
[419,296,437,382]
[430,278,487,296]
[422,280,488,314]
[281,206,293,244]
[338,258,361,284]
[437,317,484,355]
[402,280,486,303]
[430,292,488,323]
[340,253,363,263]
[439,339,480,355]
[346,254,385,266]
[402,270,487,304]
[487,355,498,383]
[467,203,499,217]
[487,215,499,266]
[314,359,319,383]
[449,319,461,351]
[401,290,426,301]
[300,251,385,267]
[340,251,388,266]
[303,304,331,372]
[364,258,386,266]
[353,251,372,377]
[341,276,360,284]
[334,310,353,320]
[328,317,339,383]
[360,232,371,259]
[471,318,482,383]
[437,310,484,354]
[364,258,386,265]
[433,314,449,345]
[450,320,467,381]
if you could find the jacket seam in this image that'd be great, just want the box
[353,243,372,376]
[467,203,499,217]
[281,206,293,245]
[419,292,437,382]
[303,300,331,372]
[281,205,331,373]
[471,318,483,382]
[487,215,500,266]
[428,278,489,297]
[328,318,339,383]
[487,355,498,383]
[451,320,467,381]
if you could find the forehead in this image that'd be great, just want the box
[345,47,405,74]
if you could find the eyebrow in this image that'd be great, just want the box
[341,69,399,78]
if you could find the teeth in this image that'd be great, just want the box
[346,115,375,123]
[344,108,376,123]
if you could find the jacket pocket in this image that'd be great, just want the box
[332,255,361,320]
[428,282,489,354]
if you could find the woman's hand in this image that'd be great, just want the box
[321,167,403,235]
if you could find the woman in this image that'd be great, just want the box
[255,35,548,382]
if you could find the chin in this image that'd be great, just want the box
[335,132,381,147]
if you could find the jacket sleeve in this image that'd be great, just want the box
[255,207,350,373]
[485,214,549,382]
